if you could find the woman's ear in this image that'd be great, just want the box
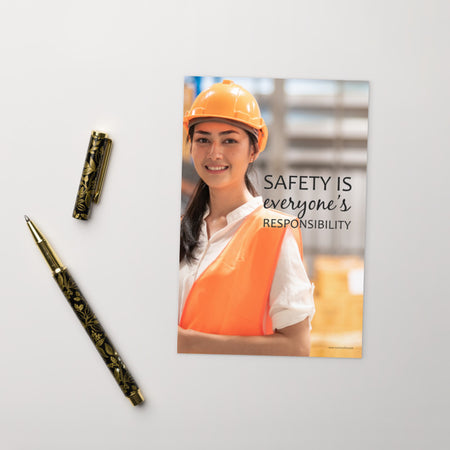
[250,146,260,163]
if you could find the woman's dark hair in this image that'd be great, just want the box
[180,125,259,263]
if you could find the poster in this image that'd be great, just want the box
[178,76,369,358]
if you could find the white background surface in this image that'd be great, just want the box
[1,1,449,449]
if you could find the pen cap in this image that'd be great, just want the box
[73,131,112,220]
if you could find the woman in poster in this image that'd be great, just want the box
[178,80,315,356]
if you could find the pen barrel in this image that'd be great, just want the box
[53,268,143,405]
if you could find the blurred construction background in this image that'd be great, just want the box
[182,76,369,358]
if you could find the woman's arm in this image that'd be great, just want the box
[178,318,310,356]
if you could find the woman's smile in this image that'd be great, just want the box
[204,164,229,173]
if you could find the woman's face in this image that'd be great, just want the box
[190,121,258,192]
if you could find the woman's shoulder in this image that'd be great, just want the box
[252,207,303,253]
[254,206,299,224]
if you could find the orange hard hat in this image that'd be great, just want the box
[183,79,268,152]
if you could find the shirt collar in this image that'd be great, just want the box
[203,196,263,226]
[226,196,262,224]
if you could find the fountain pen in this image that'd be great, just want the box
[25,215,144,406]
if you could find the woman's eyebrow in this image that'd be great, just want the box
[194,130,239,135]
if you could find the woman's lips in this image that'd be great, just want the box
[205,165,229,173]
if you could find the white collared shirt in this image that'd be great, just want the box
[179,196,315,330]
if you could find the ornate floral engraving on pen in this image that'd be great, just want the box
[54,269,141,399]
[25,215,143,405]
[72,132,111,220]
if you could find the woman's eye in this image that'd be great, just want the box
[223,138,238,144]
[195,138,209,144]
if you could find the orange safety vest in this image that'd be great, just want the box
[179,206,303,336]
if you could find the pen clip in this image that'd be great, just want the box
[93,138,112,203]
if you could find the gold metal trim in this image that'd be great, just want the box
[93,138,112,203]
[25,216,64,273]
[128,389,145,406]
[91,130,108,139]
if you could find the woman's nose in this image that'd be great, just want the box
[208,142,222,159]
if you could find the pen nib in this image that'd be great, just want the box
[25,216,44,244]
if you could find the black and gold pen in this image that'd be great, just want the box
[25,215,144,406]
